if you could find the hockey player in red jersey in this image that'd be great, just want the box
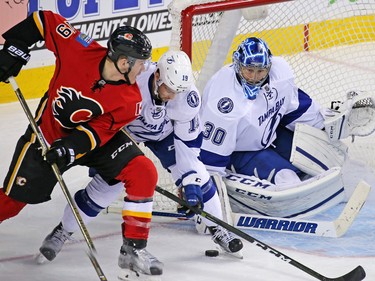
[0,10,163,277]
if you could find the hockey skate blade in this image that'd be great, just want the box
[216,245,244,259]
[118,268,162,281]
[35,253,49,264]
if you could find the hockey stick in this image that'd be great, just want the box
[7,77,108,281]
[231,180,370,237]
[107,181,369,237]
[155,185,366,281]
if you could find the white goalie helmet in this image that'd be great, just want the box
[156,50,193,93]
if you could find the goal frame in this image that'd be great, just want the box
[178,0,292,59]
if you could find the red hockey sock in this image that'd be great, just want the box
[0,188,27,222]
[116,156,158,240]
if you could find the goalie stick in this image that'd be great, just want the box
[155,185,366,281]
[106,180,369,238]
[231,180,370,237]
[7,77,108,281]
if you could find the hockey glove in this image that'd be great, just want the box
[0,39,30,82]
[45,139,76,170]
[177,173,203,218]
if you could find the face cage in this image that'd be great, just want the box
[233,59,271,100]
[238,62,271,88]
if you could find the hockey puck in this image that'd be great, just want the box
[205,250,219,257]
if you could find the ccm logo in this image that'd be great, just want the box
[7,45,30,62]
[111,142,133,159]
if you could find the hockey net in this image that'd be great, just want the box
[108,0,375,215]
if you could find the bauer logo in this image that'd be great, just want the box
[236,216,318,234]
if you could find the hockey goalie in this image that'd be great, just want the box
[197,37,375,233]
[199,91,375,236]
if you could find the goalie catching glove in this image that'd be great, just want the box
[324,90,375,141]
[0,39,30,82]
[177,172,203,218]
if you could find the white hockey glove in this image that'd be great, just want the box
[324,91,375,141]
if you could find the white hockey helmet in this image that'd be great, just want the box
[156,50,193,93]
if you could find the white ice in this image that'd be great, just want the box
[1,99,375,281]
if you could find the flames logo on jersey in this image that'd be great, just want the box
[52,87,104,129]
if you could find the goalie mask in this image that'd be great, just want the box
[155,50,193,97]
[107,26,152,84]
[233,37,272,100]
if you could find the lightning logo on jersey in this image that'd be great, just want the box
[217,97,234,114]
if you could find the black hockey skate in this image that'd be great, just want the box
[118,238,163,281]
[38,222,72,262]
[209,226,243,258]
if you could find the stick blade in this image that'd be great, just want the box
[332,265,366,281]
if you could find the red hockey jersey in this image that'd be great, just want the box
[32,11,142,152]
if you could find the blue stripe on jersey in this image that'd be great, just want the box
[281,88,312,126]
[174,132,203,148]
[200,149,230,169]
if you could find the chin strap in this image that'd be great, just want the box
[113,56,136,85]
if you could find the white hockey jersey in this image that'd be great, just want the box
[200,56,324,174]
[125,63,209,184]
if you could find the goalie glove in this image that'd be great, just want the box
[177,172,203,218]
[324,91,375,141]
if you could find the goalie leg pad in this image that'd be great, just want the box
[224,167,345,218]
[290,123,348,176]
